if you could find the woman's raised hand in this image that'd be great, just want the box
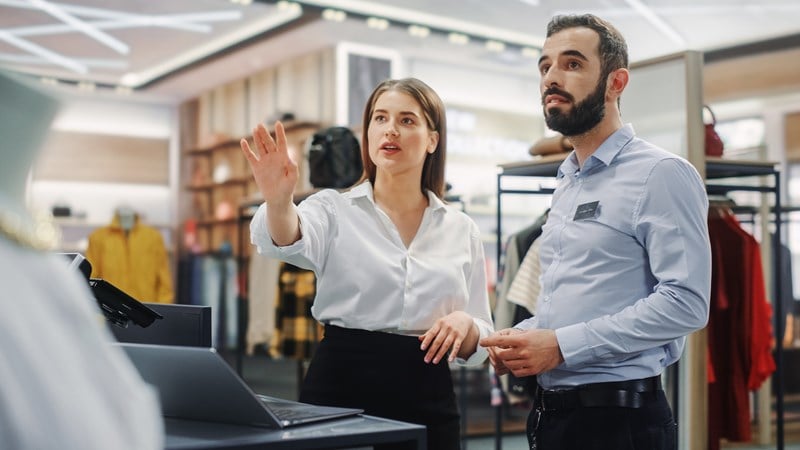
[240,121,298,207]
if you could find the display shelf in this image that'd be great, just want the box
[180,122,320,258]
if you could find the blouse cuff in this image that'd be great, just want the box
[454,317,492,367]
[249,202,305,257]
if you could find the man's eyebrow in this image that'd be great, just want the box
[538,49,590,66]
[562,49,589,61]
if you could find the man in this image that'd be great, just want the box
[480,14,711,450]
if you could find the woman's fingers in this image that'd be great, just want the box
[240,138,257,163]
[274,121,288,153]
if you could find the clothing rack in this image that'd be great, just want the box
[494,154,786,450]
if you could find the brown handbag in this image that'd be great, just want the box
[529,134,573,156]
[704,105,724,157]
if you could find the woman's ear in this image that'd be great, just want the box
[427,131,439,154]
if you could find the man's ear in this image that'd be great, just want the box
[607,68,629,100]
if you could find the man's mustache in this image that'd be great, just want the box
[542,87,574,105]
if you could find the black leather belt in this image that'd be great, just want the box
[535,375,662,411]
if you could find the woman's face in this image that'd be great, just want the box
[367,89,438,180]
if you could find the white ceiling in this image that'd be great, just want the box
[2,0,799,103]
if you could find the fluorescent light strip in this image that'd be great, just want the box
[122,6,302,87]
[0,0,240,33]
[10,18,211,37]
[27,0,129,54]
[623,0,685,46]
[0,53,128,68]
[293,0,542,47]
[0,29,87,73]
[9,12,243,36]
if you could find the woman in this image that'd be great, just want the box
[241,77,492,449]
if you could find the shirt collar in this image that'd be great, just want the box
[348,180,446,212]
[557,124,636,178]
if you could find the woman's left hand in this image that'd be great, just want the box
[419,311,477,364]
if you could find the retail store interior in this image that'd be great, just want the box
[4,0,800,449]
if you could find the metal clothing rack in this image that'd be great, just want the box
[493,155,786,450]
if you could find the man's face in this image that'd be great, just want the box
[538,27,607,137]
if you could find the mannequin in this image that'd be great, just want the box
[85,207,174,303]
[0,70,162,449]
[117,206,136,232]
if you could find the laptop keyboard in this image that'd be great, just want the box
[256,395,359,424]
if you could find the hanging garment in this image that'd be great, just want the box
[275,263,322,359]
[198,255,238,350]
[246,251,281,356]
[506,237,542,315]
[85,213,173,303]
[707,213,775,450]
[492,210,548,405]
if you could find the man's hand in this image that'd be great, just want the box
[480,328,564,378]
[419,311,477,364]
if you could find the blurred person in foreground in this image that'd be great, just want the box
[0,70,162,450]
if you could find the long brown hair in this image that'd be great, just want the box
[357,77,447,198]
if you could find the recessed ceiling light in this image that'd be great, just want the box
[486,40,505,52]
[448,32,469,45]
[322,9,346,21]
[522,47,540,59]
[366,17,389,30]
[408,25,430,38]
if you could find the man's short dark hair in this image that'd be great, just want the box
[546,14,629,79]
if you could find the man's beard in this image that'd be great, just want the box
[542,78,607,137]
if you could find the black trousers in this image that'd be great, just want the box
[529,387,677,450]
[299,325,460,450]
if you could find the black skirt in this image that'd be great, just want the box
[299,325,460,450]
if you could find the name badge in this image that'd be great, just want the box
[573,201,600,220]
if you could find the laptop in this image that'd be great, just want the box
[116,342,363,428]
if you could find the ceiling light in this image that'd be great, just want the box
[408,24,430,38]
[448,32,469,45]
[29,0,129,55]
[120,72,140,87]
[0,29,88,73]
[485,40,505,52]
[77,80,95,91]
[322,9,346,21]
[622,0,685,46]
[290,0,541,47]
[276,1,301,13]
[366,17,389,30]
[40,77,58,86]
[521,47,540,59]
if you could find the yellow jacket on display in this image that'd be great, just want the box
[85,213,174,303]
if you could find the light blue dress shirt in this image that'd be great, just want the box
[515,124,711,389]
